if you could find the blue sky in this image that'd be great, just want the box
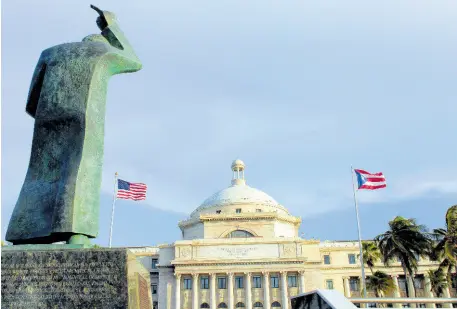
[2,1,456,246]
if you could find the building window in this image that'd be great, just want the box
[451,275,457,289]
[368,303,377,308]
[184,278,192,290]
[236,303,245,308]
[287,275,297,288]
[271,302,281,308]
[271,276,279,288]
[236,208,242,213]
[348,254,356,264]
[218,277,227,289]
[151,259,158,269]
[201,304,210,309]
[219,303,228,308]
[253,276,262,288]
[226,230,255,238]
[256,209,262,212]
[414,277,423,289]
[201,276,209,289]
[323,255,331,265]
[235,276,244,289]
[216,210,221,214]
[326,280,334,290]
[152,284,157,294]
[253,302,263,308]
[153,301,158,309]
[398,278,407,290]
[288,275,297,287]
[349,278,359,291]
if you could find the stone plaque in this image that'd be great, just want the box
[1,248,151,309]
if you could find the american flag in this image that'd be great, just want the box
[354,169,386,190]
[116,179,147,201]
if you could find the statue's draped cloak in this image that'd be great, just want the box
[6,40,138,244]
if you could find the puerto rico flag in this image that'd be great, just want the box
[354,169,386,190]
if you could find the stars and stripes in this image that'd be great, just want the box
[116,179,147,201]
[354,169,386,190]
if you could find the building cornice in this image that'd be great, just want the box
[172,260,305,267]
[173,238,319,246]
[178,212,301,229]
[319,263,440,271]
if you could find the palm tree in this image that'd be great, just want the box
[375,216,432,299]
[366,271,396,298]
[427,269,448,297]
[358,241,382,274]
[431,205,457,278]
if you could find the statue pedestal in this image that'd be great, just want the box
[1,247,152,309]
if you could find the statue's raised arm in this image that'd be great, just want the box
[91,4,142,73]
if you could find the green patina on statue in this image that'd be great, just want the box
[6,5,142,245]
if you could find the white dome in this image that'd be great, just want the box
[189,160,290,218]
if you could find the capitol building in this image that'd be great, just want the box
[130,160,449,309]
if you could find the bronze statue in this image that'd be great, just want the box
[6,5,142,245]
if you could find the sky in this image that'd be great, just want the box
[1,1,456,247]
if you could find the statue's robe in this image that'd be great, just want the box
[6,24,141,244]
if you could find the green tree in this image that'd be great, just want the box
[366,271,396,299]
[427,269,448,297]
[375,216,432,299]
[358,241,382,274]
[431,205,457,278]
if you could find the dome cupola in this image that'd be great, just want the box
[189,160,290,218]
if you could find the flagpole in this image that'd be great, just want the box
[351,165,367,298]
[108,172,118,248]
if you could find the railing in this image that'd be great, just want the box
[350,297,457,304]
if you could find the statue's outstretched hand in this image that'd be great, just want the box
[91,5,111,30]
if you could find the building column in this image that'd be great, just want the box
[423,274,436,309]
[298,271,305,294]
[245,272,252,309]
[442,284,452,308]
[175,273,181,309]
[228,273,235,309]
[281,271,289,309]
[391,275,401,309]
[263,272,271,309]
[343,277,351,298]
[193,273,199,309]
[210,273,217,309]
[406,275,417,309]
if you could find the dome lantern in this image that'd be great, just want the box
[231,159,245,186]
